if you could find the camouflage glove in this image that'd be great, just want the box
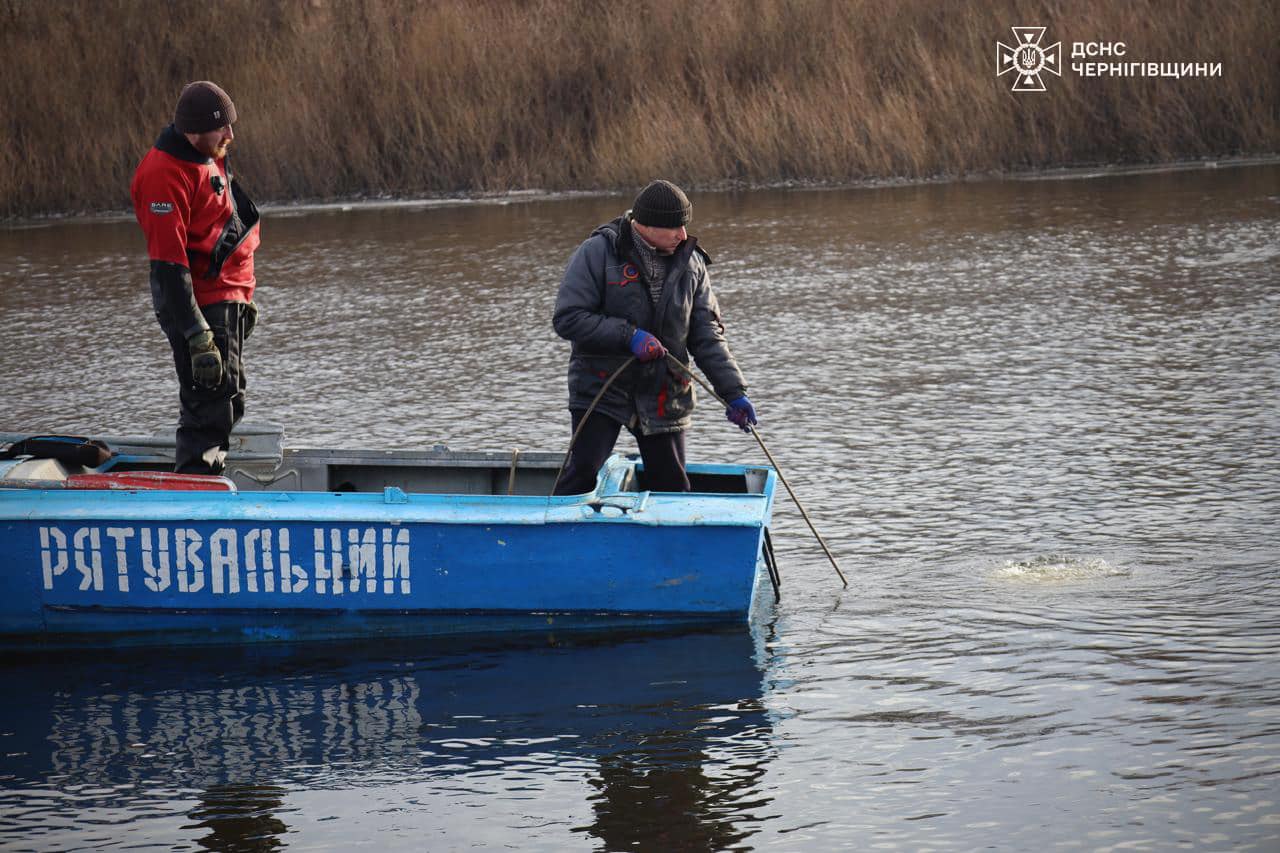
[244,300,258,340]
[187,330,224,389]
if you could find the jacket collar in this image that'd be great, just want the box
[155,124,213,165]
[593,215,710,265]
[591,215,632,256]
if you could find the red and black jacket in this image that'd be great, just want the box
[131,126,260,319]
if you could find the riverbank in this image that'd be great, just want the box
[5,0,1275,219]
[5,154,1277,230]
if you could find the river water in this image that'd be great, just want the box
[1,164,1277,850]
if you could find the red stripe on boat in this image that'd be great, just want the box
[65,472,237,491]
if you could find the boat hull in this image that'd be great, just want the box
[0,457,776,646]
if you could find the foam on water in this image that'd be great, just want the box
[992,553,1131,582]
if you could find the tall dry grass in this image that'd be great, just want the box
[1,0,1276,218]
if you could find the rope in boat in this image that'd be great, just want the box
[664,353,849,589]
[550,356,637,496]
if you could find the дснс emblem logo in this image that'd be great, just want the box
[997,26,1062,92]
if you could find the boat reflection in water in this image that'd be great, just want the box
[1,626,774,850]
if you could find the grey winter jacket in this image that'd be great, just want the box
[552,216,747,435]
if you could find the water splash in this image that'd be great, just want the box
[992,554,1130,583]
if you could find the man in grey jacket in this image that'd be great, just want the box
[552,180,758,494]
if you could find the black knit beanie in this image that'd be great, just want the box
[631,180,692,228]
[174,81,237,133]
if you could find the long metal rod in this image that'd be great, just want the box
[507,448,520,495]
[762,527,782,601]
[665,353,849,588]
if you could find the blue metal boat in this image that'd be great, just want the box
[0,427,778,646]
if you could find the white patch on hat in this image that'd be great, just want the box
[150,202,174,215]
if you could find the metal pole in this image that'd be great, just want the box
[507,447,520,495]
[665,353,849,588]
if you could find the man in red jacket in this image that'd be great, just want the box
[131,81,261,475]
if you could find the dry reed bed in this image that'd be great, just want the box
[1,0,1275,218]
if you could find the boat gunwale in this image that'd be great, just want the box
[0,456,778,527]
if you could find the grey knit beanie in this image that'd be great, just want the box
[174,81,237,133]
[631,180,692,228]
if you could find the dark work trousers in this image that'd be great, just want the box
[164,300,247,475]
[553,410,691,495]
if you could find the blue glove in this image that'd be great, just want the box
[726,396,757,432]
[629,329,667,362]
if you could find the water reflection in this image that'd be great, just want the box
[188,784,288,852]
[584,732,769,851]
[0,628,772,850]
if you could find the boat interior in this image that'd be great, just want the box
[0,425,768,497]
